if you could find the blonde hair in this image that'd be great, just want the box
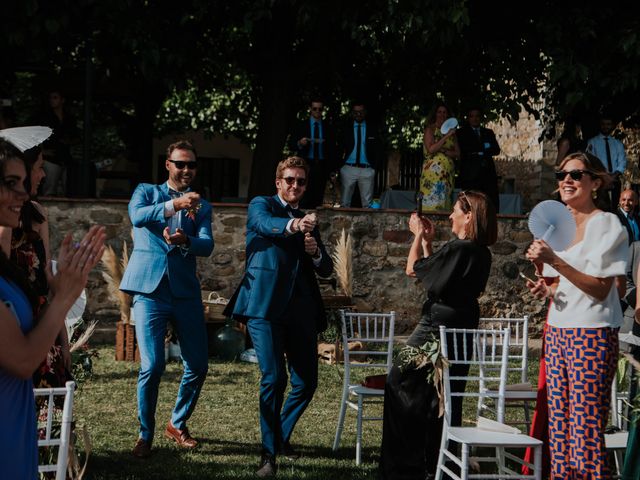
[275,156,309,178]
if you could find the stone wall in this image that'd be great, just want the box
[45,200,545,337]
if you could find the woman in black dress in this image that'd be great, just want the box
[379,190,497,480]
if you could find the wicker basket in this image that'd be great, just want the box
[202,291,228,321]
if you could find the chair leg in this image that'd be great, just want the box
[435,427,448,480]
[355,395,364,465]
[523,400,532,432]
[496,447,505,475]
[332,388,349,451]
[614,450,624,478]
[534,444,542,480]
[460,443,469,480]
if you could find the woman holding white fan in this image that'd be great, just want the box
[526,152,627,479]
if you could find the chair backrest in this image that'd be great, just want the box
[478,316,529,383]
[340,310,395,386]
[34,381,75,480]
[439,326,510,425]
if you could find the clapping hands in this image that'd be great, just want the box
[48,225,106,306]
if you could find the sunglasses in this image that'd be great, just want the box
[281,176,307,187]
[311,107,323,112]
[554,169,592,181]
[168,160,197,170]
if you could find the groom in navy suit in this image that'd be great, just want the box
[226,156,333,477]
[120,140,213,458]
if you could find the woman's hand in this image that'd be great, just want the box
[409,213,435,241]
[526,277,551,300]
[48,225,106,307]
[525,239,556,265]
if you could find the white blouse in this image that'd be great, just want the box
[543,212,628,328]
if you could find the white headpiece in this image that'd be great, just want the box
[0,126,53,152]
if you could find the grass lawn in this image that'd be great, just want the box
[74,345,542,479]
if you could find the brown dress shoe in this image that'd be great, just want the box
[164,421,198,448]
[132,438,152,458]
[256,452,277,478]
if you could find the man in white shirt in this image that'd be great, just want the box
[587,114,627,210]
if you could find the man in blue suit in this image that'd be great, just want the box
[120,140,213,458]
[225,156,333,477]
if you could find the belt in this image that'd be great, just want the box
[345,163,370,168]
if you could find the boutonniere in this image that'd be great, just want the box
[185,203,201,221]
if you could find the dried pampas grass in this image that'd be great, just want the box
[332,229,352,298]
[70,320,98,353]
[101,242,132,323]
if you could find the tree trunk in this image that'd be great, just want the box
[132,86,165,185]
[248,73,296,198]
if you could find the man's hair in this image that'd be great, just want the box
[457,190,498,246]
[467,106,483,116]
[309,97,324,106]
[276,156,309,178]
[167,140,197,158]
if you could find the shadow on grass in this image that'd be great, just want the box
[85,442,380,480]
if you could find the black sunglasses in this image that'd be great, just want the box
[311,107,323,112]
[169,160,197,170]
[282,176,307,187]
[554,169,592,181]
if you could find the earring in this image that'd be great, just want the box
[592,190,597,199]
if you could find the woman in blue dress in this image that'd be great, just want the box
[0,139,105,479]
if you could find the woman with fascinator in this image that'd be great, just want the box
[0,129,72,391]
[0,138,105,479]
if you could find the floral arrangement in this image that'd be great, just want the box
[395,333,449,417]
[185,203,202,221]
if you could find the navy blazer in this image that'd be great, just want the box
[289,118,336,162]
[120,183,214,298]
[338,120,380,170]
[225,195,333,330]
[616,208,640,245]
[456,125,500,186]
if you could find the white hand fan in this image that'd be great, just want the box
[0,126,53,152]
[51,260,88,333]
[528,200,576,251]
[440,117,458,135]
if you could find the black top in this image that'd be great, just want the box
[408,238,491,345]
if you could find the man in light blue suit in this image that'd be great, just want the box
[225,156,333,477]
[120,140,213,458]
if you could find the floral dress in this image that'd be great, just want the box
[12,227,71,393]
[419,128,456,212]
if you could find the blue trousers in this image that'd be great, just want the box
[133,277,208,443]
[247,299,318,457]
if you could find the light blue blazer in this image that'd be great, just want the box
[120,183,214,298]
